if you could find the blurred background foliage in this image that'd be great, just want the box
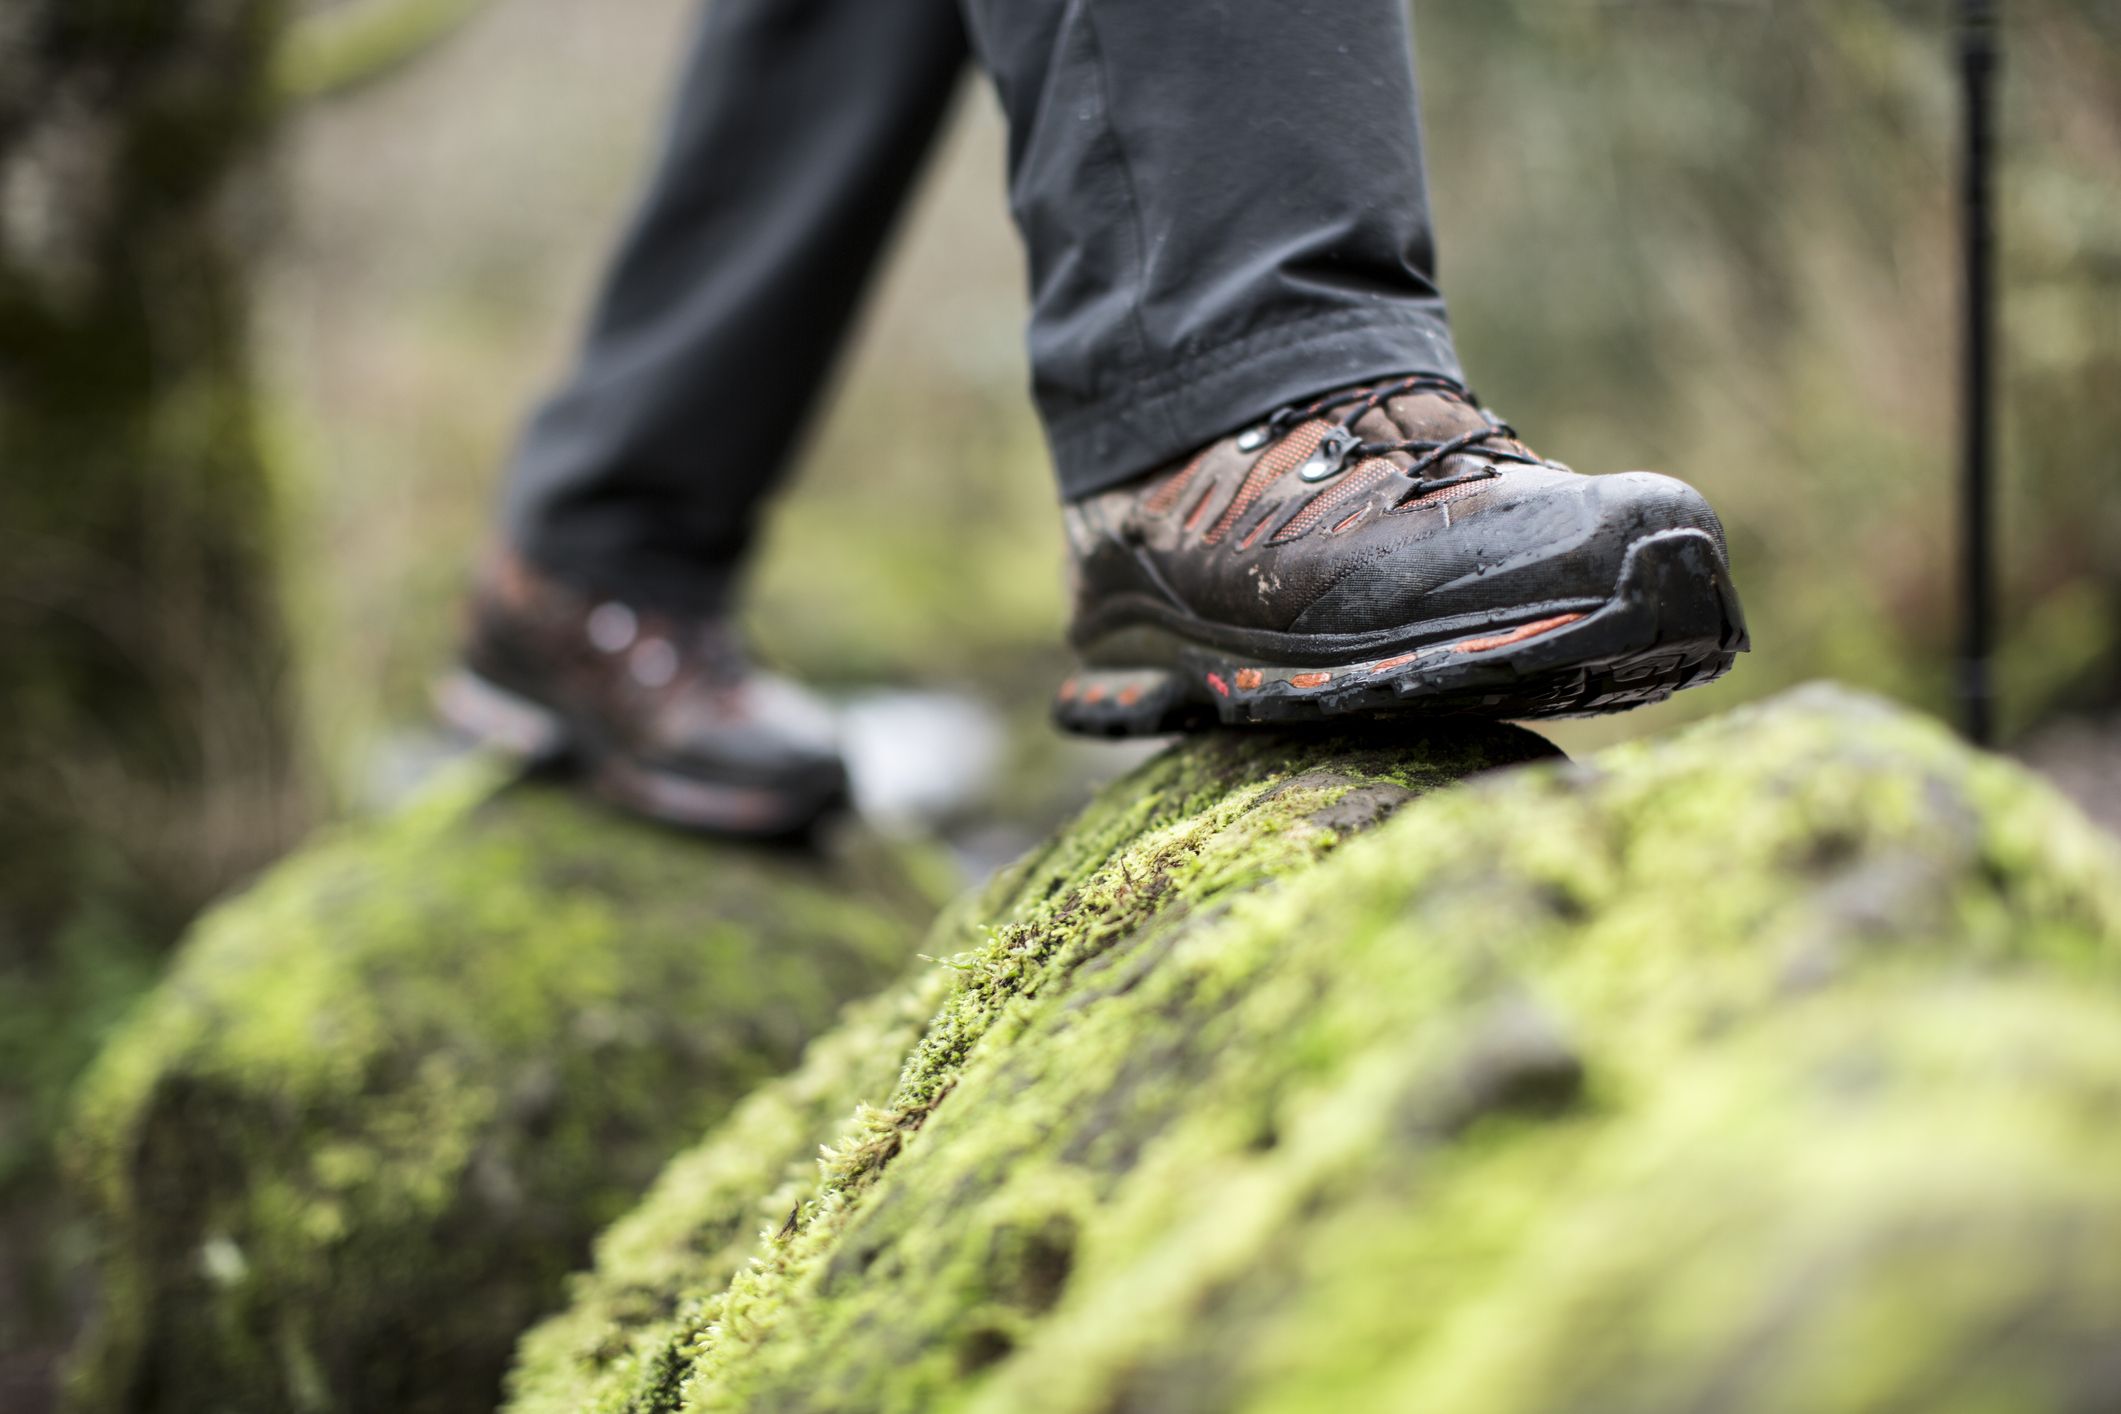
[264,0,2121,783]
[2,0,2117,1405]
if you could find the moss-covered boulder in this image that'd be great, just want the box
[502,719,1556,1413]
[63,765,946,1414]
[506,687,2121,1414]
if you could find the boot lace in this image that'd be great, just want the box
[1249,374,1542,500]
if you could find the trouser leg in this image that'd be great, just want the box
[503,0,970,613]
[957,0,1463,498]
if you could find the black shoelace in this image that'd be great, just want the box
[1244,374,1542,499]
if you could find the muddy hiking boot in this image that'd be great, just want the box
[438,554,848,836]
[1054,374,1748,736]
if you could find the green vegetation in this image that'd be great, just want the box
[63,764,943,1414]
[507,719,1557,1414]
[504,688,2121,1413]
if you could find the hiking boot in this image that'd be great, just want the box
[436,553,848,835]
[1055,374,1747,735]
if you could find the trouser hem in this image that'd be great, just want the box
[1046,306,1462,500]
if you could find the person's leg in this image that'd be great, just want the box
[957,0,1462,497]
[956,0,1747,732]
[447,0,970,835]
[503,0,971,614]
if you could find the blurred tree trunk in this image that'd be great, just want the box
[0,0,305,1400]
[0,0,305,954]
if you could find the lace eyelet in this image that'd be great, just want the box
[1298,428,1360,483]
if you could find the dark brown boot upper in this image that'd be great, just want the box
[454,553,845,818]
[1063,375,1729,663]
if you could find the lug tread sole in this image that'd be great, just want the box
[1053,528,1748,737]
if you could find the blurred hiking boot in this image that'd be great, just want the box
[1055,374,1748,735]
[438,552,847,835]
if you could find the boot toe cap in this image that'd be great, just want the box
[1589,471,1729,553]
[1287,469,1728,636]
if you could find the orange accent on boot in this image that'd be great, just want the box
[1289,671,1332,689]
[1450,613,1586,654]
[1369,651,1420,675]
[1399,478,1492,511]
[1203,421,1328,545]
[1142,447,1213,515]
[1184,483,1222,532]
[1117,684,1144,706]
[1234,668,1264,690]
[1272,459,1394,543]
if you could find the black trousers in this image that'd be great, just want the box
[505,0,1462,612]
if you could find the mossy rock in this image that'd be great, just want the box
[505,687,2121,1414]
[63,764,946,1414]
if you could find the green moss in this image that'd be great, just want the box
[63,761,942,1414]
[503,976,954,1414]
[502,720,1559,1413]
[506,687,2121,1414]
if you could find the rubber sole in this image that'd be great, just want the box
[433,670,846,838]
[1053,528,1749,737]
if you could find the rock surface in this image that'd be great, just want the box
[502,688,2121,1414]
[64,765,943,1414]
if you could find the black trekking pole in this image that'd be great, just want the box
[1958,0,1999,745]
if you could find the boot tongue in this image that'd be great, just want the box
[1338,389,1504,475]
